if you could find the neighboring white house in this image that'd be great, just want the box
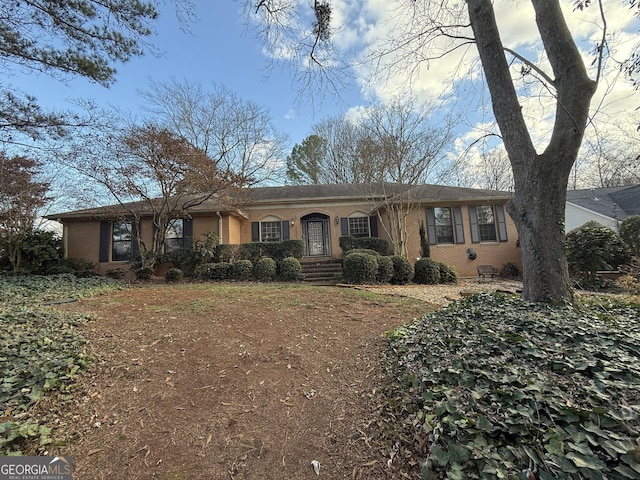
[565,185,640,232]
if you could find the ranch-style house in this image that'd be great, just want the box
[46,183,522,278]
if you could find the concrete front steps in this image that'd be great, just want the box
[300,258,343,285]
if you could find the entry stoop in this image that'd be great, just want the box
[300,258,343,285]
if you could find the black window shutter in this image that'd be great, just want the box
[469,206,480,243]
[99,221,110,262]
[251,222,260,242]
[453,207,465,244]
[184,218,193,249]
[495,205,508,242]
[281,221,290,240]
[340,218,349,236]
[369,216,378,237]
[425,208,437,245]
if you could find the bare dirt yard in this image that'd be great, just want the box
[43,280,521,479]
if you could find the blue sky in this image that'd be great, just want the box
[11,1,640,175]
[15,1,363,149]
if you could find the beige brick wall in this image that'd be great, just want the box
[62,200,522,279]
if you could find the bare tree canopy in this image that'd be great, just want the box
[245,0,639,303]
[139,79,289,185]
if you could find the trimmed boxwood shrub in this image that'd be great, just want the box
[390,255,413,285]
[438,262,458,284]
[414,258,441,285]
[340,236,390,255]
[193,262,230,280]
[344,248,381,258]
[376,255,394,284]
[229,259,253,281]
[253,257,277,282]
[343,252,378,284]
[278,256,302,281]
[164,267,184,283]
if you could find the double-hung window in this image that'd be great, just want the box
[112,221,133,261]
[476,206,497,242]
[348,216,370,237]
[426,206,464,245]
[261,221,282,242]
[434,207,455,244]
[165,219,184,253]
[469,205,508,243]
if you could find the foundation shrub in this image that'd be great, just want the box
[164,268,184,283]
[278,257,302,281]
[344,248,381,258]
[376,256,394,284]
[340,236,389,255]
[413,258,441,285]
[229,259,253,281]
[343,252,378,284]
[438,262,458,284]
[390,255,413,285]
[253,257,277,282]
[193,262,229,281]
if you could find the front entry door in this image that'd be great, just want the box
[306,221,325,256]
[302,218,330,256]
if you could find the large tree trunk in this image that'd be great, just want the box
[467,0,597,302]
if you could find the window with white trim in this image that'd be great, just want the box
[348,216,370,237]
[112,221,133,261]
[476,205,497,242]
[434,207,454,244]
[165,219,184,253]
[260,217,282,242]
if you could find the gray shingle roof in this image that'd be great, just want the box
[566,185,640,220]
[46,183,513,220]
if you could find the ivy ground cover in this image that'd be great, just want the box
[0,274,122,454]
[386,293,640,479]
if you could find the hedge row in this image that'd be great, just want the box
[339,236,390,255]
[342,252,414,285]
[192,257,301,282]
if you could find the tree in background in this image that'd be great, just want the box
[0,0,194,144]
[246,0,635,303]
[619,215,640,258]
[0,154,50,271]
[286,135,327,184]
[139,79,288,186]
[67,124,245,273]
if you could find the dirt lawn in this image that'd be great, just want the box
[47,283,436,480]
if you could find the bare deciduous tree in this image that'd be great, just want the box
[139,79,289,186]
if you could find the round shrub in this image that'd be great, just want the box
[193,262,230,280]
[253,257,277,282]
[229,259,253,281]
[566,221,630,278]
[278,256,302,281]
[376,256,394,284]
[438,262,458,284]
[343,252,378,284]
[414,258,441,285]
[390,255,414,285]
[501,262,520,279]
[165,267,184,283]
